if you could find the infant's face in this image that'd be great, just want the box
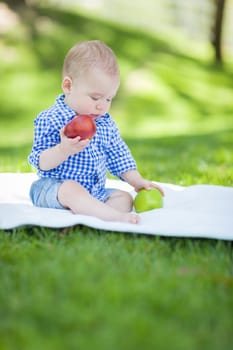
[64,68,120,117]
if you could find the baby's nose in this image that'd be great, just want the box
[96,104,103,110]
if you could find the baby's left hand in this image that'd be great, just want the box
[135,180,165,196]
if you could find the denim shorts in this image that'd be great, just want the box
[29,177,116,210]
[30,178,64,209]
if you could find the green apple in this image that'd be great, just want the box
[134,188,163,213]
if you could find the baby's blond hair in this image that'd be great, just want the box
[62,40,119,79]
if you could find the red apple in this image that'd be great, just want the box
[64,114,96,140]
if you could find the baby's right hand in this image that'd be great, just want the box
[59,127,90,157]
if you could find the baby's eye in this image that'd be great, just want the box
[106,98,112,102]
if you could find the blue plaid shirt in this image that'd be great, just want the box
[28,94,137,201]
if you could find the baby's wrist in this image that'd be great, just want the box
[57,143,71,159]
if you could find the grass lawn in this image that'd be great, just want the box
[0,2,233,349]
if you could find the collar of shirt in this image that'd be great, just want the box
[55,94,110,124]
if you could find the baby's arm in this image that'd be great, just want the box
[121,169,164,196]
[39,127,90,170]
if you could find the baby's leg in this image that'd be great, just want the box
[58,180,140,224]
[105,190,133,212]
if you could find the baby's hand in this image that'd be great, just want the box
[135,180,165,196]
[59,127,90,157]
[147,182,165,196]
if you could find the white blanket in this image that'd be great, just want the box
[0,173,232,240]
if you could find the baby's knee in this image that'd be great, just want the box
[117,190,133,210]
[121,190,133,203]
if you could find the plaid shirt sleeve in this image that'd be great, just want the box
[28,111,62,169]
[106,120,137,177]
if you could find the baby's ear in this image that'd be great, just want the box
[62,76,72,93]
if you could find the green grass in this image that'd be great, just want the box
[0,3,233,350]
[0,230,233,350]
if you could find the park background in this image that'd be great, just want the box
[0,1,233,349]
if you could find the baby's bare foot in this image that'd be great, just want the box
[120,212,140,224]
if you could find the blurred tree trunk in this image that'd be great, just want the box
[212,0,226,63]
[3,0,38,39]
[3,0,27,7]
